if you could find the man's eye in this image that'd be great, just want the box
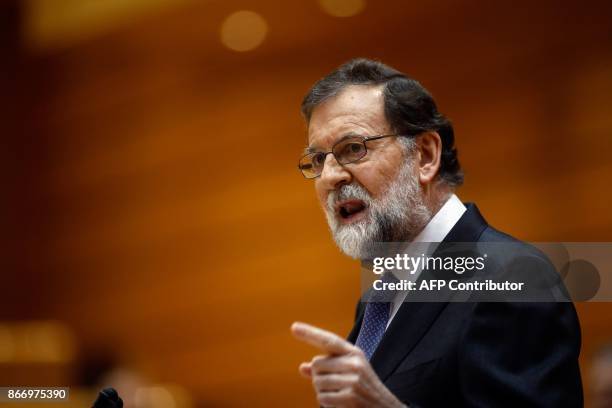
[338,142,366,161]
[312,153,326,167]
[349,143,364,153]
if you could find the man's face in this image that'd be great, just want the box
[308,85,403,203]
[307,85,430,258]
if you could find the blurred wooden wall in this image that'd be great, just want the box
[2,0,612,406]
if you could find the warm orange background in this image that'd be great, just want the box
[1,0,612,406]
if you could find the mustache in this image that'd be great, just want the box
[326,183,372,212]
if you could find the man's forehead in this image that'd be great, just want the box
[307,85,387,148]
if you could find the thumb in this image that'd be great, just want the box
[299,362,312,378]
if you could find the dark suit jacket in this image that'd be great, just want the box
[347,204,583,407]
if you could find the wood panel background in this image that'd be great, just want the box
[2,0,612,406]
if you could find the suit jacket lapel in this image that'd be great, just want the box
[369,301,448,381]
[348,203,489,381]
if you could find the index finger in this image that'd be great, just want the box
[291,321,355,355]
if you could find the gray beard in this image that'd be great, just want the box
[324,162,431,259]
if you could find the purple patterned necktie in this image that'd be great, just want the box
[355,272,397,359]
[355,300,390,359]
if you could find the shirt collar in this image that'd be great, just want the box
[413,193,466,243]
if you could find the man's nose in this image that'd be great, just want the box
[319,154,352,189]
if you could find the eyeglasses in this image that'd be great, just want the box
[298,134,402,179]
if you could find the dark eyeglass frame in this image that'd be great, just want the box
[298,134,405,179]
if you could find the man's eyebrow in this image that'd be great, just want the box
[304,132,364,154]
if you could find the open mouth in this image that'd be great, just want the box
[335,199,368,223]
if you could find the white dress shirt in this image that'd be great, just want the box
[386,194,467,326]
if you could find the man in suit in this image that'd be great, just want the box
[291,58,582,407]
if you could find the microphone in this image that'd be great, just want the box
[92,387,123,408]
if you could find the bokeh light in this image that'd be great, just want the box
[318,0,366,17]
[220,10,268,52]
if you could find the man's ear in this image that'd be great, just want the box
[416,131,442,185]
